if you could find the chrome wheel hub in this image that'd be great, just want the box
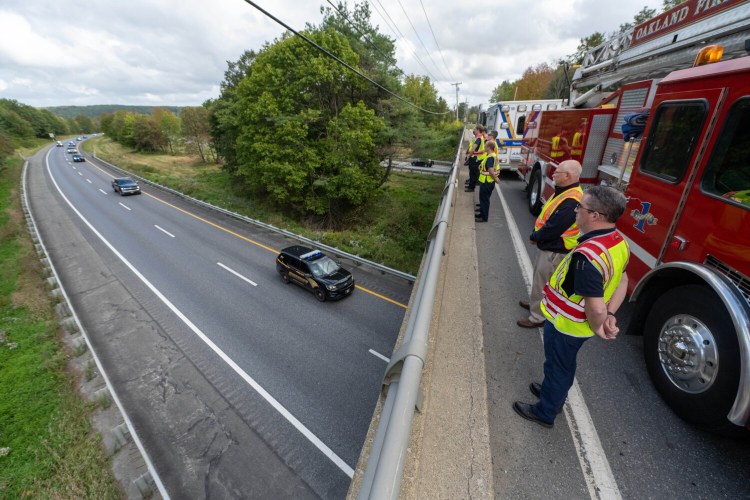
[657,314,718,394]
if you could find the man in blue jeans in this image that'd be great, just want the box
[513,186,630,427]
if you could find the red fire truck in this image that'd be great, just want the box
[518,0,750,433]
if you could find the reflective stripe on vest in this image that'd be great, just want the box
[551,135,564,158]
[477,137,487,162]
[533,186,583,250]
[540,231,630,337]
[479,155,495,183]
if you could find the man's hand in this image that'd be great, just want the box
[596,315,619,340]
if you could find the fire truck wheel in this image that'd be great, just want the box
[528,169,543,216]
[644,284,742,433]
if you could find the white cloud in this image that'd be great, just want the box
[0,0,663,108]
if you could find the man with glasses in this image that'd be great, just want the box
[513,186,630,428]
[517,160,583,328]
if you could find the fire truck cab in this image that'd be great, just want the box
[517,0,750,433]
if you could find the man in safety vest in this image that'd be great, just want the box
[464,125,486,192]
[513,186,630,428]
[517,160,583,328]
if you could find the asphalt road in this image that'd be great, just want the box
[476,172,750,499]
[30,144,411,498]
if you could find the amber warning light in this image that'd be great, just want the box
[693,45,724,67]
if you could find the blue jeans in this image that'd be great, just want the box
[532,320,590,423]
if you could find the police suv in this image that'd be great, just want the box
[276,246,355,301]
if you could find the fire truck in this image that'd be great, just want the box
[518,0,750,433]
[478,99,565,170]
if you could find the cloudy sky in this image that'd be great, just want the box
[0,0,662,110]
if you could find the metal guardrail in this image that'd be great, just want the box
[356,131,464,498]
[90,152,416,283]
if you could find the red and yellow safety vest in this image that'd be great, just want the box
[533,186,583,250]
[541,230,630,337]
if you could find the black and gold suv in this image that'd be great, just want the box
[276,245,355,301]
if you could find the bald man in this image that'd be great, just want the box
[518,160,583,328]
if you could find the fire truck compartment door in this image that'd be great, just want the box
[623,87,724,269]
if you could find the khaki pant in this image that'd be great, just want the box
[528,249,566,323]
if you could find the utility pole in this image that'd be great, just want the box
[451,82,462,121]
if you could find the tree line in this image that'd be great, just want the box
[488,0,688,103]
[0,98,97,164]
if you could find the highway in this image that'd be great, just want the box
[28,143,412,498]
[476,172,750,499]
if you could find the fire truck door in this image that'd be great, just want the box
[622,88,724,269]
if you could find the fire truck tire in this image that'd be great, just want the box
[644,284,743,433]
[528,169,543,216]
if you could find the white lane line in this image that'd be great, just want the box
[217,262,258,287]
[119,202,131,211]
[495,187,622,500]
[71,165,76,169]
[369,349,390,363]
[45,158,355,479]
[77,171,83,176]
[86,179,92,184]
[98,189,107,195]
[154,225,175,238]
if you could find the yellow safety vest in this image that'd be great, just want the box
[476,137,487,162]
[534,186,584,250]
[478,155,496,183]
[541,230,630,337]
[571,132,584,156]
[551,135,564,158]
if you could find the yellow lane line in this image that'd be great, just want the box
[88,160,409,309]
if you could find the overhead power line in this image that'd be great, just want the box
[418,0,455,81]
[393,0,449,81]
[367,0,442,83]
[324,0,394,65]
[240,0,450,115]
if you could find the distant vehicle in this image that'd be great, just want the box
[72,154,84,162]
[276,245,355,301]
[76,137,83,141]
[111,177,141,196]
[68,141,75,146]
[82,135,88,138]
[410,159,434,167]
[56,141,63,147]
[66,148,77,154]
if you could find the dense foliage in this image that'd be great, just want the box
[208,1,458,224]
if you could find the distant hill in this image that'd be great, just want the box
[44,105,182,120]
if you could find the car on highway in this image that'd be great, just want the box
[276,245,355,301]
[66,147,77,154]
[72,154,85,162]
[68,141,75,146]
[410,158,434,167]
[76,137,83,141]
[56,141,63,147]
[111,177,141,196]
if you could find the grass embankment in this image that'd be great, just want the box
[87,137,446,274]
[0,145,121,497]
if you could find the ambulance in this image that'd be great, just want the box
[479,99,565,170]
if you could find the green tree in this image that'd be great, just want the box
[153,108,181,154]
[513,63,556,100]
[73,115,95,134]
[231,28,385,221]
[181,106,213,162]
[620,6,657,32]
[662,0,687,10]
[132,115,166,152]
[568,32,605,64]
[490,80,517,102]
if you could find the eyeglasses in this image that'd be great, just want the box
[575,203,598,215]
[552,170,569,176]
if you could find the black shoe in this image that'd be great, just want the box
[475,217,487,222]
[529,382,562,412]
[475,203,481,207]
[519,300,530,310]
[513,401,553,428]
[530,382,542,398]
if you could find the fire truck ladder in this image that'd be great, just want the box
[571,0,750,107]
